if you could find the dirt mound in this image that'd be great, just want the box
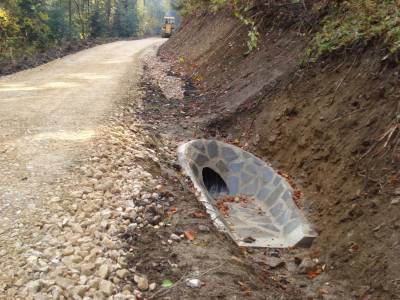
[161,8,400,300]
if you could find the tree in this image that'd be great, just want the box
[0,7,20,53]
[89,2,107,37]
[1,0,177,65]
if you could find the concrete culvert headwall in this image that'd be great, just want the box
[178,139,317,248]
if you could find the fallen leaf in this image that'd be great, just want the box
[307,270,321,279]
[231,256,243,264]
[161,279,174,288]
[238,281,252,296]
[349,243,360,253]
[319,288,329,295]
[191,211,207,218]
[361,293,371,300]
[184,230,195,241]
[166,207,177,218]
[216,195,254,216]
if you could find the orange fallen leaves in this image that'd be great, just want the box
[307,270,321,279]
[278,170,302,208]
[238,281,252,296]
[216,195,253,216]
[349,243,360,253]
[184,230,195,241]
[361,293,372,300]
[231,255,243,264]
[191,211,207,219]
[388,174,399,185]
[166,207,177,218]
[307,264,326,279]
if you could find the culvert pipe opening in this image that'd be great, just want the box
[202,167,229,196]
[178,139,317,248]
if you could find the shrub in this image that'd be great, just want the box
[306,0,400,62]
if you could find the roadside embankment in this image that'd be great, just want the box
[161,5,400,299]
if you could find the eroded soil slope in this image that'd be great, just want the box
[161,9,400,300]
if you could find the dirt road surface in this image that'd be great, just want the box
[0,38,163,298]
[0,38,162,237]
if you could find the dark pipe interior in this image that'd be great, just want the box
[202,167,229,196]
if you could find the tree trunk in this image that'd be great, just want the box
[105,0,111,33]
[69,0,72,40]
[72,0,86,38]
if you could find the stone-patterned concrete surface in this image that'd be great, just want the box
[178,139,317,248]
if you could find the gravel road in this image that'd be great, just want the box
[0,38,162,240]
[0,38,164,299]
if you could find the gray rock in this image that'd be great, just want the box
[70,285,89,297]
[170,233,181,241]
[81,263,96,276]
[198,225,209,232]
[127,223,137,231]
[55,276,75,289]
[25,280,42,294]
[116,269,129,279]
[186,278,201,288]
[63,246,74,256]
[98,264,109,279]
[265,257,285,269]
[50,285,63,300]
[93,291,106,300]
[137,276,149,291]
[99,279,114,296]
[32,293,51,300]
[297,257,316,274]
[70,191,83,198]
[150,215,161,225]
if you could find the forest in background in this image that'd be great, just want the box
[0,0,177,66]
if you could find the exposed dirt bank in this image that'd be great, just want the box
[161,9,400,300]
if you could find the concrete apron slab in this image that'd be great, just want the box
[178,139,317,248]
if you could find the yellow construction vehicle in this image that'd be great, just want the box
[162,17,175,38]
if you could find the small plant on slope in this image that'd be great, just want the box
[305,0,400,63]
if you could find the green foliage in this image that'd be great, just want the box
[306,0,400,62]
[89,5,107,38]
[0,7,20,39]
[233,3,259,53]
[0,0,176,65]
[47,6,69,40]
[140,0,173,36]
[246,26,259,52]
[210,0,229,12]
[112,0,139,37]
[175,0,259,53]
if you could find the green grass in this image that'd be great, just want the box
[306,0,400,62]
